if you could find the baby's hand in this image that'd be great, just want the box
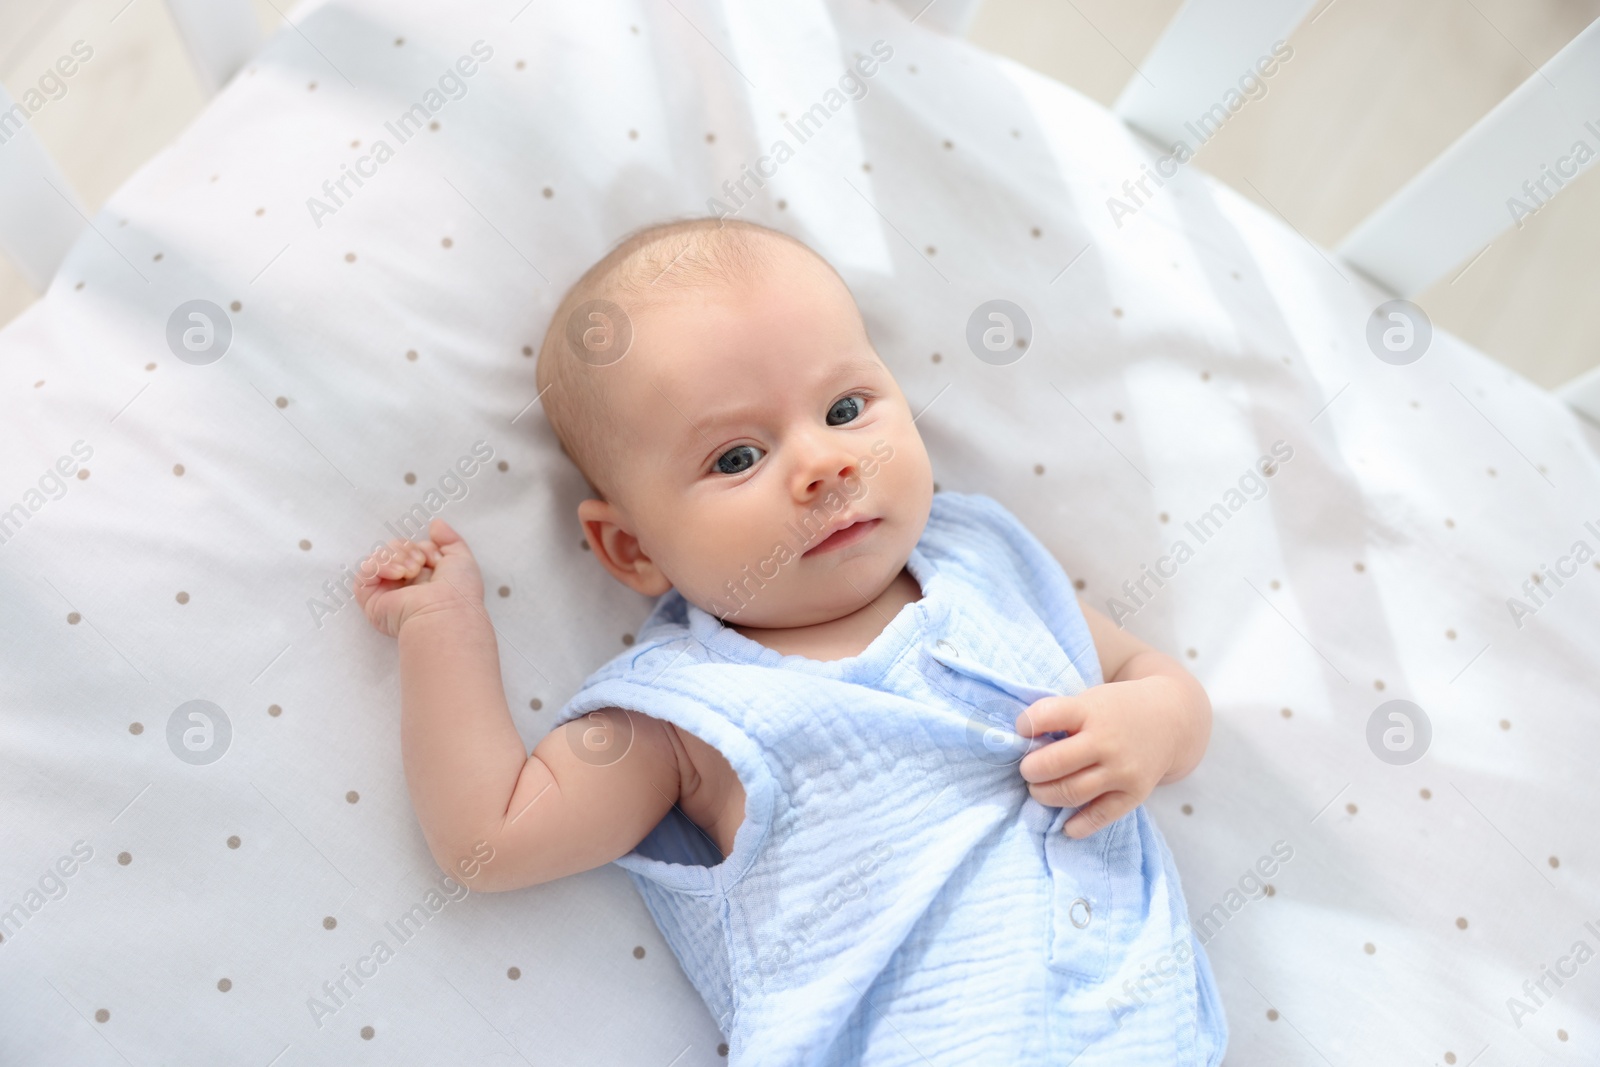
[1013,677,1191,838]
[353,518,485,638]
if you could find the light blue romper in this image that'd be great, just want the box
[550,491,1227,1065]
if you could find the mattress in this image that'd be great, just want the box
[2,0,1597,1063]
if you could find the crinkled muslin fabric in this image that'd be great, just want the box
[3,0,1599,1063]
[552,491,1228,1064]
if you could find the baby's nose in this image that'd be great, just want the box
[800,467,851,495]
[792,425,867,498]
[804,458,858,496]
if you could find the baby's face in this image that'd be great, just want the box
[589,241,933,629]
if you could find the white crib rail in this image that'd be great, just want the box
[163,0,260,98]
[891,0,986,36]
[2,0,1597,423]
[1336,17,1600,298]
[0,0,258,295]
[0,83,89,292]
[1334,14,1600,423]
[1112,0,1319,151]
[1560,365,1600,426]
[1107,0,1600,425]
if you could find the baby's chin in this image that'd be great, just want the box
[719,602,844,632]
[701,576,896,633]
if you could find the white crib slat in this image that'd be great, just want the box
[1559,364,1600,428]
[894,0,986,35]
[162,0,259,98]
[0,84,88,293]
[1337,17,1600,297]
[1112,0,1319,149]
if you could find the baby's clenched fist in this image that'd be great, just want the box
[353,518,485,637]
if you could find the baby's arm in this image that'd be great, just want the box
[354,519,686,891]
[1013,599,1213,838]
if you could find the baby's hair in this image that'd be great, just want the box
[535,216,832,503]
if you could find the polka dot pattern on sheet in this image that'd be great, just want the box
[5,12,1589,1064]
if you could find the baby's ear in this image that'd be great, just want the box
[576,499,671,597]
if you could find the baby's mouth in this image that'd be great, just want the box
[803,517,881,557]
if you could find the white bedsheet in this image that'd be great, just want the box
[2,1,1598,1063]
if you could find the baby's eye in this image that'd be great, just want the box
[826,395,865,426]
[714,444,764,475]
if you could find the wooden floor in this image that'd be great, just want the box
[1,0,1596,388]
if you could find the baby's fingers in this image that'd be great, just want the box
[427,518,465,550]
[361,538,424,582]
[418,539,444,569]
[1015,695,1088,738]
[1028,764,1111,810]
[1063,791,1136,838]
[373,545,419,580]
[1018,733,1095,784]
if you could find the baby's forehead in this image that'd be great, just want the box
[615,310,887,432]
[627,271,872,374]
[576,223,877,404]
[625,223,847,300]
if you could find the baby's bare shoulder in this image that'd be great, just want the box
[545,701,744,861]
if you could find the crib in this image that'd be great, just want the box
[2,1,1598,1064]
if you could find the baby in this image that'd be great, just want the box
[355,218,1227,1065]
